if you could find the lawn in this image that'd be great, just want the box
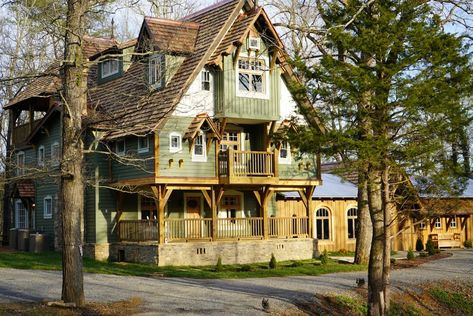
[0,250,366,279]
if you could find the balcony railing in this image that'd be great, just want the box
[218,149,278,178]
[118,216,309,242]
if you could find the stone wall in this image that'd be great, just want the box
[83,243,110,261]
[110,243,158,264]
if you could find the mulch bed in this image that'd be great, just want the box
[392,252,452,269]
[0,246,15,253]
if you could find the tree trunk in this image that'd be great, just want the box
[61,0,88,307]
[381,166,392,313]
[367,169,385,316]
[354,167,372,264]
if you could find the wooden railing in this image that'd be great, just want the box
[118,217,307,242]
[269,217,309,238]
[217,217,263,239]
[119,220,158,241]
[165,218,212,241]
[218,149,277,177]
[12,120,41,145]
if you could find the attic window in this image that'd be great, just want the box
[149,54,164,88]
[201,70,210,91]
[248,37,260,50]
[101,59,119,78]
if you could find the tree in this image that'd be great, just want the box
[289,1,472,314]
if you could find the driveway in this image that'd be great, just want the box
[0,250,472,315]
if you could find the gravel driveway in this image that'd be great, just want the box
[0,249,472,315]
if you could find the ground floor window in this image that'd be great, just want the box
[315,207,331,240]
[15,199,28,229]
[141,196,156,220]
[434,217,441,229]
[347,207,358,239]
[220,196,240,222]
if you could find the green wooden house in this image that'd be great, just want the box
[5,0,322,266]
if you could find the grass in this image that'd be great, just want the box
[328,250,355,257]
[0,251,366,279]
[429,286,473,315]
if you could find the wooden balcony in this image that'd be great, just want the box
[118,216,309,242]
[218,148,279,184]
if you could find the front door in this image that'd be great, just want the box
[186,196,202,238]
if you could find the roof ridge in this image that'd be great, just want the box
[182,0,238,21]
[144,16,200,29]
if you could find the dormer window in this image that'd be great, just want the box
[248,37,260,50]
[237,58,268,98]
[101,59,119,78]
[149,54,165,88]
[201,70,210,91]
[192,131,207,162]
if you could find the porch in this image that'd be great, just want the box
[118,216,309,242]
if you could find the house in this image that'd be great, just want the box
[4,0,323,266]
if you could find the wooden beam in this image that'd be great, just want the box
[270,49,278,71]
[446,217,453,232]
[216,187,225,206]
[461,216,468,230]
[430,218,436,231]
[233,43,242,68]
[219,118,227,136]
[201,190,212,208]
[211,187,217,240]
[306,186,315,238]
[253,190,262,207]
[297,189,308,208]
[167,185,212,191]
[154,133,160,179]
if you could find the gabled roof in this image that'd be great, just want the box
[143,17,199,54]
[183,113,221,141]
[279,173,357,199]
[14,180,35,198]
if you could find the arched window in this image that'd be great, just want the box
[315,208,330,240]
[347,208,358,239]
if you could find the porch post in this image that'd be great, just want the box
[262,187,274,240]
[306,186,315,238]
[211,187,217,240]
[152,185,172,244]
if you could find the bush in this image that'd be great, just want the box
[239,264,252,272]
[291,260,304,267]
[416,238,424,251]
[320,250,329,265]
[426,239,436,256]
[464,240,472,248]
[269,253,277,269]
[215,256,223,272]
[407,249,415,260]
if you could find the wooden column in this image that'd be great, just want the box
[152,185,173,244]
[211,188,217,240]
[259,187,274,240]
[306,186,315,238]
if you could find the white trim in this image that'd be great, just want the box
[219,190,245,219]
[315,206,332,241]
[138,136,149,153]
[43,195,53,219]
[101,59,119,78]
[169,132,182,153]
[346,207,357,240]
[235,53,270,100]
[248,37,261,50]
[450,216,457,228]
[38,145,45,166]
[201,69,211,91]
[115,139,126,156]
[191,132,207,162]
[16,151,25,176]
[279,141,291,164]
[51,142,60,166]
[434,217,442,229]
[15,199,28,229]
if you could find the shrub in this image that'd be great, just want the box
[407,249,415,260]
[269,253,277,269]
[464,240,472,248]
[320,250,329,265]
[291,260,304,267]
[240,264,252,272]
[215,256,223,272]
[416,238,424,251]
[426,239,436,256]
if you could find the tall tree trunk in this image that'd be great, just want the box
[354,167,372,264]
[367,169,385,316]
[381,165,392,313]
[61,0,88,307]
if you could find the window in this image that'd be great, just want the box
[38,146,45,166]
[149,54,164,88]
[51,142,60,166]
[221,196,240,222]
[419,221,426,230]
[279,141,291,164]
[115,139,125,156]
[101,59,119,78]
[44,196,53,219]
[237,58,266,96]
[15,199,28,229]
[192,132,206,162]
[347,208,358,239]
[450,216,457,228]
[248,37,260,50]
[220,131,240,152]
[434,217,441,229]
[315,208,331,240]
[201,70,210,91]
[169,132,182,153]
[16,151,25,176]
[138,136,149,153]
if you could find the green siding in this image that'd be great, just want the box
[215,41,280,121]
[159,117,216,177]
[279,154,318,180]
[111,135,154,181]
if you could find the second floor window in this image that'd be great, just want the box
[192,132,206,162]
[44,196,53,219]
[149,54,164,88]
[51,142,60,166]
[434,217,441,229]
[115,139,125,156]
[138,136,149,153]
[38,145,45,166]
[201,70,210,91]
[238,58,266,96]
[169,132,182,153]
[16,151,25,176]
[450,216,457,228]
[101,59,119,78]
[279,141,291,164]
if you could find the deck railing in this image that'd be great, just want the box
[269,216,309,238]
[165,218,212,241]
[219,149,277,177]
[217,217,264,239]
[118,216,308,242]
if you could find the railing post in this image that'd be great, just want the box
[273,149,279,177]
[211,188,217,241]
[228,148,234,179]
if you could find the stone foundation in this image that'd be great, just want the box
[83,243,111,261]
[110,243,159,264]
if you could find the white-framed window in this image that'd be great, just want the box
[51,142,60,166]
[248,37,260,50]
[450,216,457,229]
[138,136,149,153]
[419,221,426,230]
[16,151,25,176]
[44,195,53,219]
[169,132,182,153]
[38,145,45,166]
[201,69,210,91]
[279,141,291,164]
[101,59,119,78]
[149,54,164,88]
[347,207,358,239]
[115,139,125,156]
[15,199,28,229]
[434,217,441,229]
[315,207,331,240]
[237,58,268,98]
[192,132,207,162]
